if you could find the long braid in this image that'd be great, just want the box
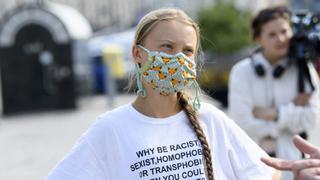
[177,92,214,180]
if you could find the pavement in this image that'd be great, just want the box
[0,94,319,180]
[0,94,136,180]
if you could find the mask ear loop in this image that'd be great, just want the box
[135,63,146,97]
[138,45,150,53]
[192,81,201,111]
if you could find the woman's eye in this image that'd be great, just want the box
[162,44,172,49]
[183,49,194,56]
[281,29,287,34]
[268,32,276,38]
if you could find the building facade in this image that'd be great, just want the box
[5,0,313,34]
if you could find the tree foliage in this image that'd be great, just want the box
[198,2,252,54]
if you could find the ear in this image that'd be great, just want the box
[254,36,261,45]
[132,44,143,64]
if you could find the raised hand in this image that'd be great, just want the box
[261,135,320,180]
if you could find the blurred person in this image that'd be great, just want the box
[262,135,320,180]
[228,6,320,180]
[46,8,280,180]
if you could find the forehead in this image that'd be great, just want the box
[261,18,291,33]
[144,20,197,47]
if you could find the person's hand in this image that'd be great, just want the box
[292,135,320,159]
[263,158,320,180]
[295,166,320,180]
[294,93,311,106]
[252,107,277,121]
[261,135,320,180]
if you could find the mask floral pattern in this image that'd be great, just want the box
[135,45,201,110]
[138,45,196,95]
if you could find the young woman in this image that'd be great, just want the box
[228,6,320,180]
[47,8,279,180]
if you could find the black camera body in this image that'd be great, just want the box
[288,11,320,93]
[289,12,320,62]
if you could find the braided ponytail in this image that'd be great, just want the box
[177,92,214,180]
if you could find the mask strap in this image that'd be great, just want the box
[135,63,146,97]
[138,45,150,53]
[193,81,201,111]
[137,45,153,73]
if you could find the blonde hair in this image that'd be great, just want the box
[132,8,214,180]
[134,8,200,51]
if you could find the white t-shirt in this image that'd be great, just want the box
[46,102,275,180]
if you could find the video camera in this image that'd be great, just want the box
[289,11,320,93]
[288,12,320,141]
[289,11,320,62]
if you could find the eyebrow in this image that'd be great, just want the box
[158,39,195,49]
[158,39,175,44]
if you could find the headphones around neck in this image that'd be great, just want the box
[250,52,288,78]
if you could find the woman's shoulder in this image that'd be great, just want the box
[98,104,131,118]
[199,102,247,135]
[78,104,133,143]
[198,102,230,125]
[230,56,252,75]
[85,104,132,134]
[199,102,224,115]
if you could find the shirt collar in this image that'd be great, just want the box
[254,52,288,70]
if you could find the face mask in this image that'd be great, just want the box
[135,45,201,110]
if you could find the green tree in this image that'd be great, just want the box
[198,2,252,54]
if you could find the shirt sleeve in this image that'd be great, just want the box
[277,63,320,133]
[228,62,278,142]
[221,113,276,179]
[46,136,107,180]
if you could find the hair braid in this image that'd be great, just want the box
[177,92,214,180]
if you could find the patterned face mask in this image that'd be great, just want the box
[135,45,201,110]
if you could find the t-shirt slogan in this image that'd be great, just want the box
[130,139,206,180]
